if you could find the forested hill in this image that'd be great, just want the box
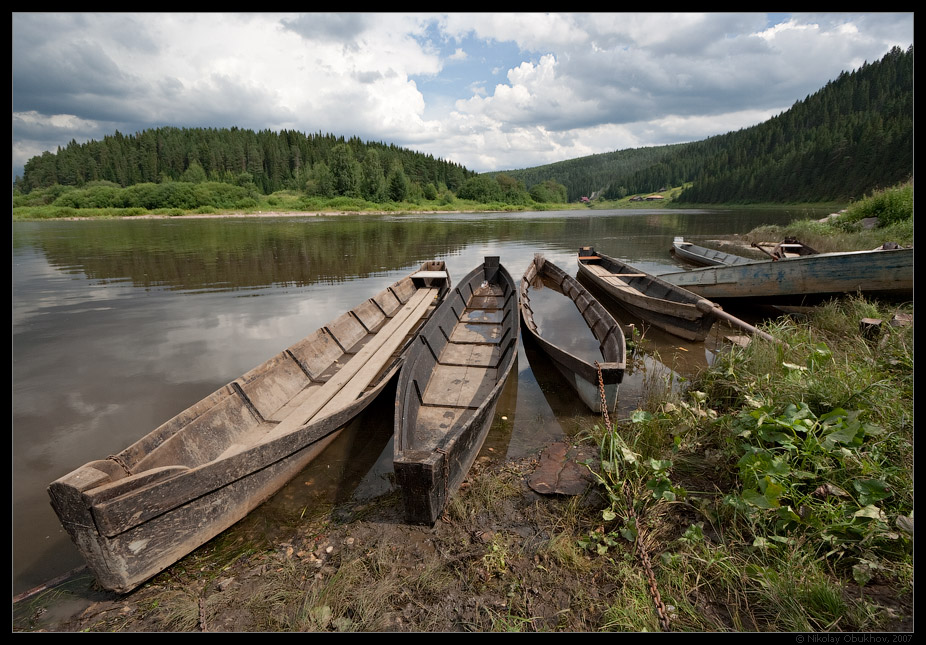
[496,45,913,204]
[16,129,475,198]
[16,46,911,207]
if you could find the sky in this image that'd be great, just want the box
[11,12,914,181]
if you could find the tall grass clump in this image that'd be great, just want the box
[582,296,913,631]
[745,181,913,251]
[841,181,913,227]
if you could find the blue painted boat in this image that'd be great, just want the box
[671,237,753,267]
[659,246,912,303]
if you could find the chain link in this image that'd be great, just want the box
[594,361,611,429]
[596,361,671,632]
[624,483,672,632]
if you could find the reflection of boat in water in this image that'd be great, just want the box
[521,336,597,417]
[47,261,451,593]
[257,377,399,513]
[394,257,519,525]
[520,255,625,412]
[576,271,716,378]
[477,353,519,462]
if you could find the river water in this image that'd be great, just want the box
[12,207,819,596]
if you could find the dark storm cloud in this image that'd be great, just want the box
[281,13,374,49]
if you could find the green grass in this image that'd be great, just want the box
[580,294,913,631]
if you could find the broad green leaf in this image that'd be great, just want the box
[823,424,861,450]
[743,488,779,509]
[852,562,873,586]
[681,523,704,543]
[853,505,886,521]
[647,477,676,501]
[777,506,801,523]
[853,479,891,505]
[630,410,653,424]
[602,509,617,522]
[648,458,673,473]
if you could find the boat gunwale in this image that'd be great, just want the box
[49,261,451,563]
[671,237,753,267]
[519,255,626,388]
[576,246,717,342]
[393,257,519,525]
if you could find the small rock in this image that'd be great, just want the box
[216,577,235,592]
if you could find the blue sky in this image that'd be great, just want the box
[12,12,913,180]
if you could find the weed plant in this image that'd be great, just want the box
[745,181,913,251]
[581,296,913,631]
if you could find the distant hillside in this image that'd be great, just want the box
[495,45,913,204]
[485,143,689,202]
[16,46,912,207]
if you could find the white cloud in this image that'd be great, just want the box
[12,12,913,177]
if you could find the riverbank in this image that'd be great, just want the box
[14,292,914,632]
[14,185,913,632]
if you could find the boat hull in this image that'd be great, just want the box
[577,247,716,342]
[394,257,519,525]
[671,238,753,267]
[48,262,450,593]
[519,255,625,412]
[660,247,913,303]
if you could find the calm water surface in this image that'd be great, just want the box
[12,207,816,595]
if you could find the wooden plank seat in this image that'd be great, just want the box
[258,287,438,443]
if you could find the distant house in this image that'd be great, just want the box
[580,196,590,203]
[645,194,664,201]
[629,196,644,202]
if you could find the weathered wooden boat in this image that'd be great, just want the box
[752,237,819,260]
[519,254,626,412]
[47,262,451,593]
[659,246,913,304]
[671,237,753,267]
[394,257,518,525]
[576,246,720,342]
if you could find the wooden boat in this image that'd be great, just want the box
[671,237,818,267]
[671,237,753,267]
[47,262,451,593]
[576,246,720,342]
[394,257,518,525]
[659,246,913,304]
[752,237,819,260]
[519,254,626,412]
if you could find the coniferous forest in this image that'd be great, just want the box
[494,46,912,204]
[14,46,912,208]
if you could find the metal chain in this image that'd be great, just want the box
[595,361,671,632]
[199,597,207,632]
[594,361,611,429]
[437,447,451,521]
[625,483,672,632]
